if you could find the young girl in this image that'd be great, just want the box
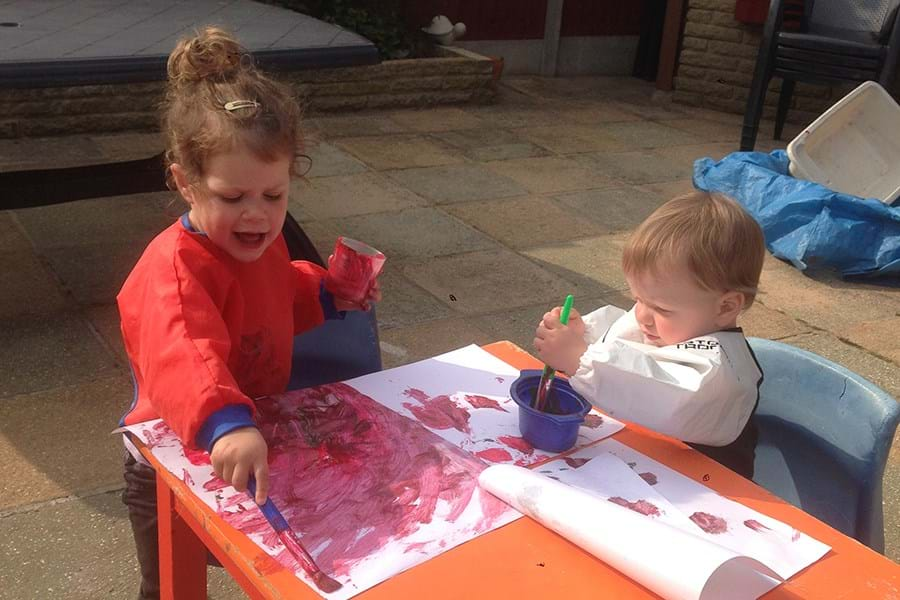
[117,27,380,600]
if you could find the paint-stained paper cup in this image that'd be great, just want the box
[325,237,386,306]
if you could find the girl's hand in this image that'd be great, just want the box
[333,278,382,312]
[210,427,269,504]
[533,306,588,376]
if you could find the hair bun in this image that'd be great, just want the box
[167,27,251,86]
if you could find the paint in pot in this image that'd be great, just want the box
[509,369,591,453]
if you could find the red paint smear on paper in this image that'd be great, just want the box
[498,435,533,455]
[182,469,195,486]
[639,472,658,485]
[564,457,590,469]
[583,414,604,428]
[744,519,771,532]
[691,512,728,534]
[475,448,513,463]
[495,377,505,383]
[217,383,506,578]
[183,446,211,466]
[142,420,173,448]
[464,394,508,412]
[608,497,660,517]
[402,390,471,433]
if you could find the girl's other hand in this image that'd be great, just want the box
[210,426,269,504]
[333,278,382,312]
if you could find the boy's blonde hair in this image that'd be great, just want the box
[162,27,304,185]
[622,191,765,308]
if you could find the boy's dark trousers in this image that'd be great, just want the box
[123,451,223,600]
[122,452,161,600]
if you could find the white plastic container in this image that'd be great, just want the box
[787,81,900,204]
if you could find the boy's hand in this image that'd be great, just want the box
[333,279,382,312]
[210,427,269,504]
[534,306,588,376]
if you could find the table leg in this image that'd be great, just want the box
[157,473,207,599]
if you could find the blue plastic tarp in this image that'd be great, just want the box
[693,150,900,277]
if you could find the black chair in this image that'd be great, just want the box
[741,0,900,151]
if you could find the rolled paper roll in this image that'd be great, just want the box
[478,465,781,600]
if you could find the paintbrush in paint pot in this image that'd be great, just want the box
[534,294,574,412]
[247,476,342,593]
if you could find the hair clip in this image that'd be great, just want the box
[223,100,260,112]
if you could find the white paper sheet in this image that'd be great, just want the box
[347,345,625,465]
[123,344,623,598]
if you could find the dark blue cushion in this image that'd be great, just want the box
[288,307,382,391]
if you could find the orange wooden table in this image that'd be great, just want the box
[140,341,900,599]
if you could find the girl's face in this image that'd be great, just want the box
[175,148,291,263]
[625,260,742,347]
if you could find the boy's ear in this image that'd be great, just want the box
[170,163,196,204]
[716,290,745,325]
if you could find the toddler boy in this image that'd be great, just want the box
[534,191,766,477]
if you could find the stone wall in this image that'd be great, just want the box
[0,46,495,139]
[672,0,849,124]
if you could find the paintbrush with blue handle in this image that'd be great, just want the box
[247,476,341,593]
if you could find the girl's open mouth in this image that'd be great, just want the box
[235,232,266,247]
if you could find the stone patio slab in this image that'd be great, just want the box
[378,318,493,370]
[446,195,608,249]
[779,332,900,400]
[307,113,409,138]
[0,313,120,399]
[324,207,497,260]
[371,267,453,331]
[12,193,174,250]
[637,179,696,199]
[0,376,132,509]
[37,242,147,306]
[0,250,67,320]
[758,257,900,332]
[739,301,813,341]
[430,128,550,162]
[662,118,742,144]
[521,234,630,296]
[335,135,462,170]
[517,124,629,154]
[556,103,642,125]
[401,248,578,315]
[0,136,106,170]
[387,107,488,132]
[90,132,164,162]
[305,141,369,178]
[484,156,618,194]
[837,317,900,362]
[293,172,426,220]
[0,491,137,600]
[384,164,527,204]
[552,186,666,233]
[460,105,569,129]
[575,150,689,185]
[652,141,739,174]
[599,120,704,149]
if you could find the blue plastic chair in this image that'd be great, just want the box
[288,306,382,390]
[748,337,900,552]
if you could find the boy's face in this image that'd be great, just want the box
[177,148,291,263]
[625,261,738,347]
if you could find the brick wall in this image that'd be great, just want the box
[0,47,495,139]
[672,0,848,125]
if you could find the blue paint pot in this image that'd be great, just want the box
[509,369,592,453]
